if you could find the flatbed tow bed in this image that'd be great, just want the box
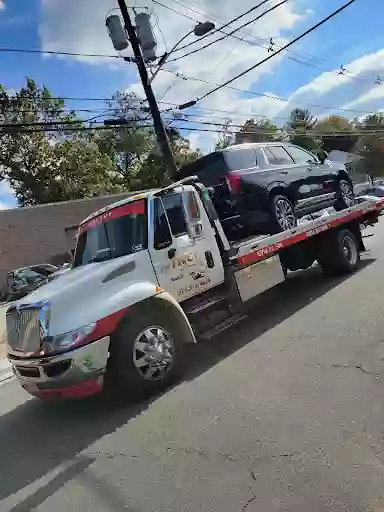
[233,199,383,266]
[5,179,384,400]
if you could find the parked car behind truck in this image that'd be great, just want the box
[179,142,355,239]
[6,264,58,299]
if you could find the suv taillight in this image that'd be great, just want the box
[225,172,241,194]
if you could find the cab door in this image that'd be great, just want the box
[149,189,224,302]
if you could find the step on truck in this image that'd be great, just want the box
[4,177,384,399]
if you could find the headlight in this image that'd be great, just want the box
[43,323,96,354]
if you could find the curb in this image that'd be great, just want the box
[0,358,14,385]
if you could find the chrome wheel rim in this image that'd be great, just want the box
[340,180,354,207]
[342,235,357,265]
[275,199,296,230]
[133,326,174,380]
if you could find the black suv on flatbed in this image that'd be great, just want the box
[179,142,354,239]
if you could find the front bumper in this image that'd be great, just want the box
[8,336,110,399]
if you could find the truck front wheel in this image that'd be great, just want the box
[106,311,184,398]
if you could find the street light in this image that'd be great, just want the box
[150,21,215,83]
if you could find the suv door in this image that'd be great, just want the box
[262,145,313,213]
[285,145,338,208]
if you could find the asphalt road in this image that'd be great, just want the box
[1,222,384,511]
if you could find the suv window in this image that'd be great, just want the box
[224,149,257,170]
[264,146,293,165]
[286,145,318,164]
[179,152,227,186]
[162,193,188,237]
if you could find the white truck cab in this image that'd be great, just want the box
[4,178,383,400]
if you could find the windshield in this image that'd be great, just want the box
[74,199,147,267]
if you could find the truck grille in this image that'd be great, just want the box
[6,308,41,353]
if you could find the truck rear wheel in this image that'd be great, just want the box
[106,311,184,398]
[317,228,360,276]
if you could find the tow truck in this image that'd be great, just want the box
[4,177,384,399]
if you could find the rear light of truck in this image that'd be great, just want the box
[225,172,241,194]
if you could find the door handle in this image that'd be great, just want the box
[168,248,176,259]
[307,167,313,172]
[280,171,288,174]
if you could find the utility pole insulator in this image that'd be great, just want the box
[106,15,129,51]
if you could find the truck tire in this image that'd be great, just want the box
[106,310,184,398]
[317,228,360,276]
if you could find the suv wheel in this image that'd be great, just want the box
[271,194,297,232]
[335,180,354,210]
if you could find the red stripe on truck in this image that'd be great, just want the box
[79,200,145,234]
[238,201,384,267]
[83,307,130,345]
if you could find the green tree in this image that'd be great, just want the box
[314,115,358,154]
[215,133,234,150]
[0,78,119,206]
[135,128,202,188]
[287,108,320,155]
[235,118,278,144]
[355,113,384,178]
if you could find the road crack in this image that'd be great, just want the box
[332,363,379,378]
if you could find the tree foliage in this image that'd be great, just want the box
[0,79,120,205]
[235,118,279,144]
[355,113,384,177]
[314,115,358,153]
[0,80,201,206]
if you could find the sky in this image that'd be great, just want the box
[0,0,384,208]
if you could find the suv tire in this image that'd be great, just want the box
[335,179,355,211]
[271,194,297,232]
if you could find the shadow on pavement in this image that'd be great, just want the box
[0,259,375,504]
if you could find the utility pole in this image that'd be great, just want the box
[116,0,177,174]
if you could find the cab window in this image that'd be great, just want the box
[162,193,188,237]
[153,198,172,249]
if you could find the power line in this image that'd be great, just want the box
[180,1,356,107]
[156,0,378,87]
[152,0,274,55]
[161,68,370,114]
[167,0,288,64]
[172,0,272,52]
[5,122,384,138]
[0,47,122,59]
[167,0,327,65]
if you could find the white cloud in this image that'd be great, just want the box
[0,201,10,210]
[276,48,384,122]
[0,180,13,196]
[40,0,310,149]
[0,1,5,11]
[38,0,384,154]
[341,84,384,110]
